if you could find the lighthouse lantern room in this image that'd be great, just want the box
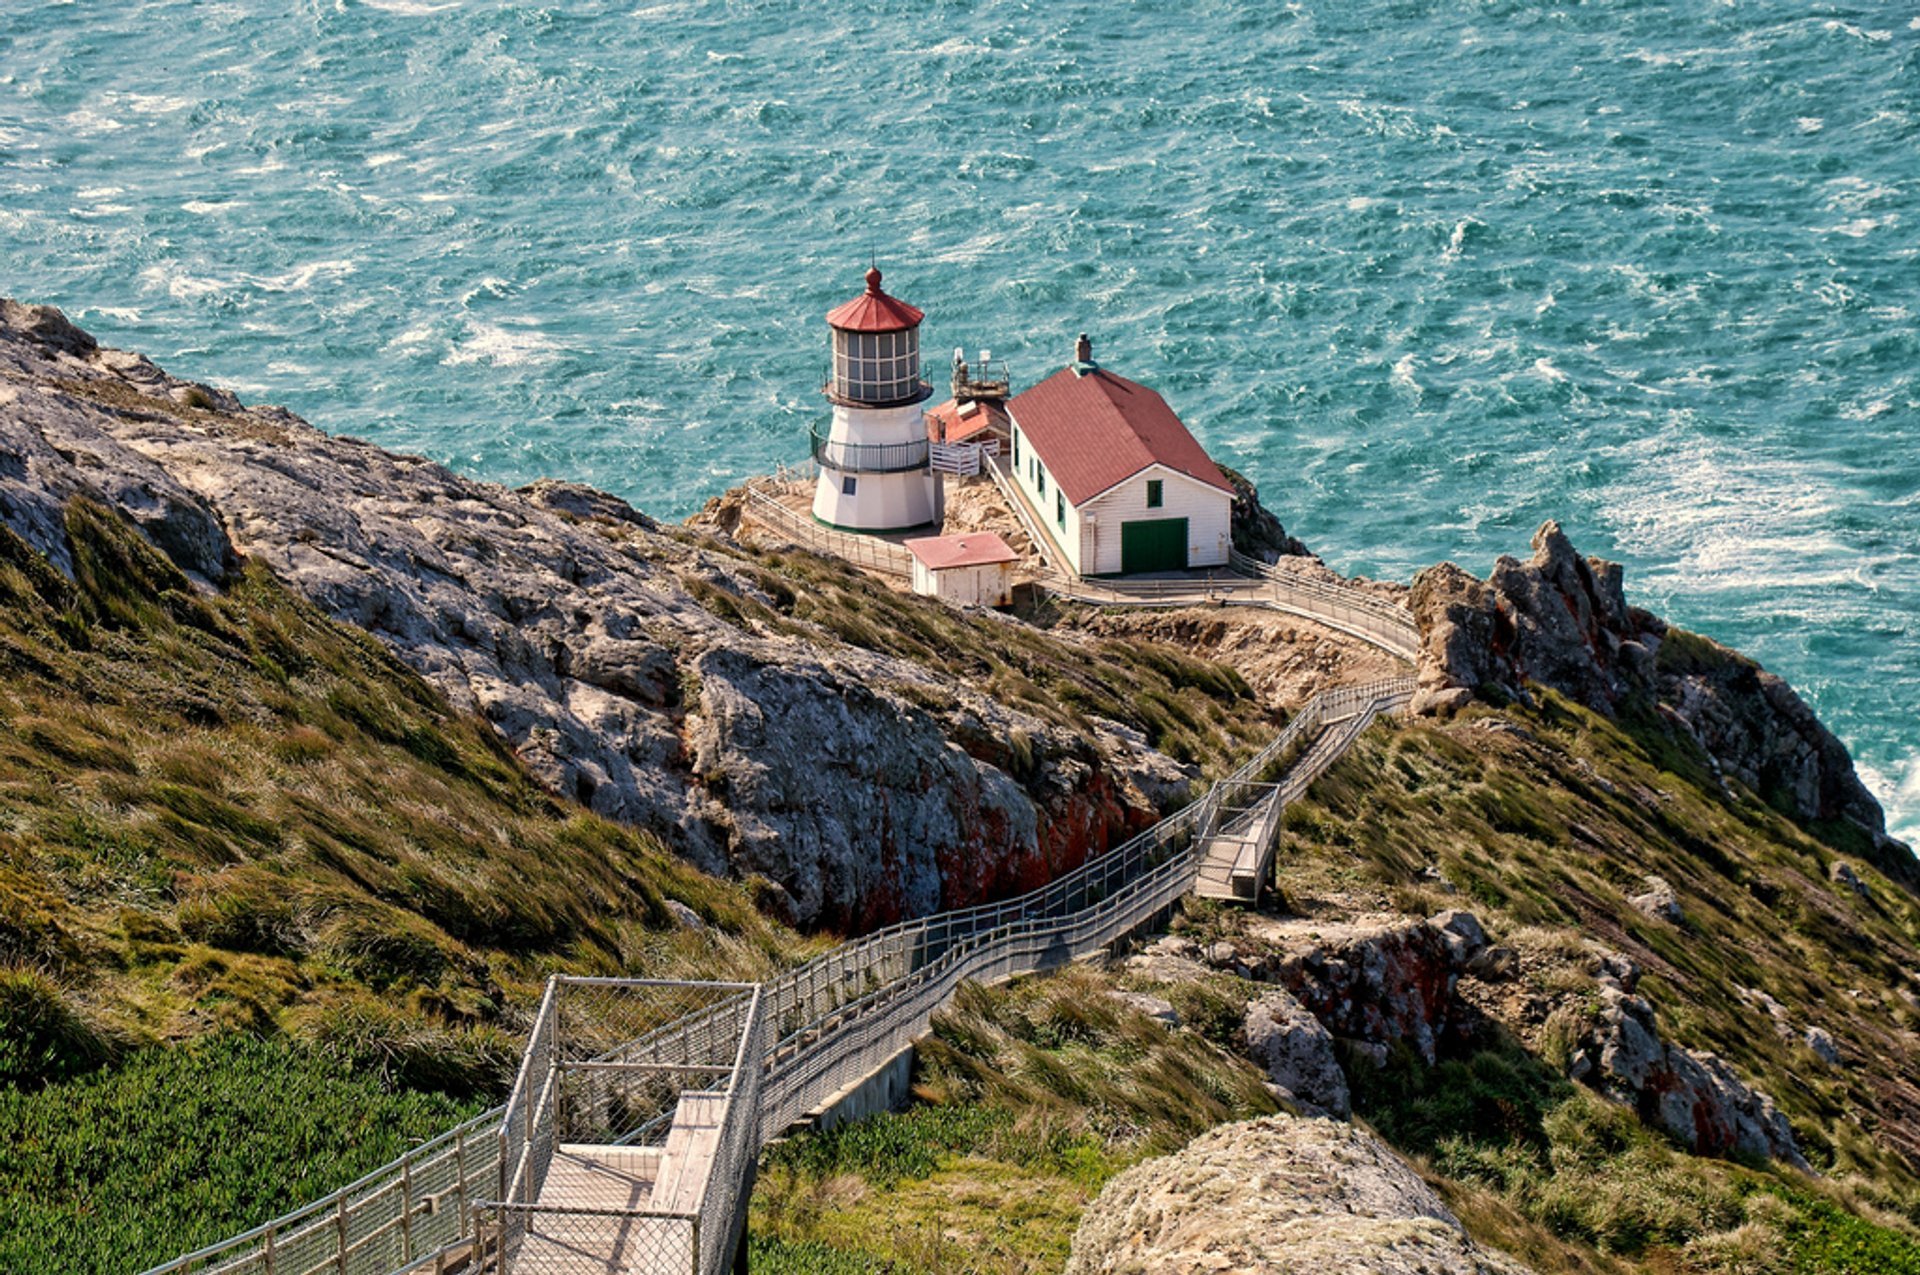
[811,267,940,532]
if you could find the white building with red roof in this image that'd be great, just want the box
[1006,335,1234,576]
[903,531,1017,607]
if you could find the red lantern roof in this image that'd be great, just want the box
[825,266,925,332]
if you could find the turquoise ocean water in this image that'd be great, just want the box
[3,2,1917,840]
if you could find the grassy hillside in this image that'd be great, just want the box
[750,686,1920,1275]
[0,499,813,1271]
[1260,690,1920,1271]
[751,967,1279,1274]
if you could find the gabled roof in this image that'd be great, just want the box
[904,532,1018,570]
[925,398,1009,444]
[1007,366,1233,507]
[825,266,924,333]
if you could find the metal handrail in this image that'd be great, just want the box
[808,426,931,474]
[144,484,1419,1275]
[738,478,914,577]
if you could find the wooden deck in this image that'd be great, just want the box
[1194,788,1287,902]
[516,1093,727,1274]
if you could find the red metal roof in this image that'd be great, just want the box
[1006,366,1233,507]
[904,532,1018,570]
[925,398,1009,444]
[825,266,925,332]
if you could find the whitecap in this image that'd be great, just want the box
[1823,20,1891,43]
[87,306,142,323]
[139,263,228,301]
[1532,357,1569,384]
[1858,754,1920,846]
[1439,217,1476,266]
[1390,354,1420,397]
[1838,397,1894,421]
[181,199,238,215]
[360,0,459,11]
[1813,217,1889,238]
[77,185,123,199]
[1796,117,1823,134]
[444,320,563,367]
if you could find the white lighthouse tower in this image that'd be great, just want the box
[811,266,940,532]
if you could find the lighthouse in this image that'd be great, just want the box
[811,266,940,532]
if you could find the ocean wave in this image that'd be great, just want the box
[443,320,564,368]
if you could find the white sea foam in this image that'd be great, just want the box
[64,108,126,135]
[1390,354,1420,397]
[87,306,143,323]
[137,259,355,301]
[444,320,563,368]
[1839,396,1894,422]
[1823,20,1891,43]
[1858,754,1920,847]
[1439,217,1475,266]
[181,199,238,215]
[360,0,459,12]
[1814,217,1891,238]
[1796,117,1823,134]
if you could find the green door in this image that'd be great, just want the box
[1120,517,1188,574]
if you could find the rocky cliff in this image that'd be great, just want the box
[1408,520,1910,882]
[0,300,1216,930]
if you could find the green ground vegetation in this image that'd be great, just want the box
[749,966,1278,1273]
[683,540,1272,775]
[0,499,815,1271]
[1261,688,1920,1272]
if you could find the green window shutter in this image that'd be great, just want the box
[1146,479,1163,508]
[1056,491,1065,528]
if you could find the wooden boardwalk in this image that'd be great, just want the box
[1194,787,1287,902]
[516,1092,727,1274]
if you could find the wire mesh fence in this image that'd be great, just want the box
[146,672,1413,1275]
[144,1108,503,1275]
[481,980,765,1275]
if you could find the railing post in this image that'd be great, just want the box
[401,1156,415,1263]
[263,1224,276,1275]
[333,1194,348,1274]
[456,1126,472,1241]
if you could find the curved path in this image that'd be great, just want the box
[146,502,1423,1275]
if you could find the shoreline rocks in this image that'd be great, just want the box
[1408,521,1911,883]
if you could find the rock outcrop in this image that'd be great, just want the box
[1244,989,1350,1118]
[1220,464,1311,562]
[1568,985,1809,1169]
[1262,911,1485,1067]
[1409,521,1908,880]
[1065,1116,1536,1275]
[0,300,1190,929]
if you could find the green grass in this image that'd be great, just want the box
[1268,690,1920,1271]
[0,1034,483,1274]
[752,967,1278,1273]
[0,498,817,1271]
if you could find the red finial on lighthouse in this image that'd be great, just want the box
[865,265,884,295]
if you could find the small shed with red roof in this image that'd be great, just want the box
[1006,336,1234,576]
[903,532,1018,607]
